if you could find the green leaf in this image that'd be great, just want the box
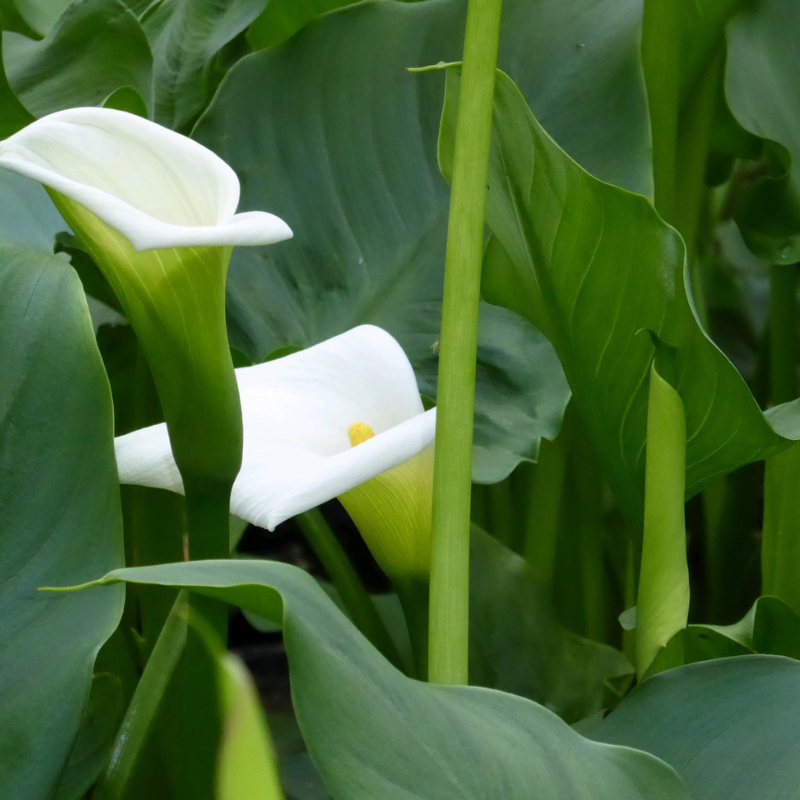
[247,0,362,50]
[726,0,800,263]
[469,528,633,723]
[67,559,690,799]
[467,68,798,517]
[12,0,71,35]
[3,0,153,117]
[195,0,648,481]
[652,596,800,671]
[0,27,33,138]
[217,654,286,800]
[593,656,800,800]
[143,0,267,130]
[0,242,124,799]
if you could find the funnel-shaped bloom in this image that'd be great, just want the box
[0,108,292,555]
[0,107,291,251]
[116,326,436,581]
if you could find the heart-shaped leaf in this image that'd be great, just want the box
[462,67,800,516]
[593,655,800,800]
[0,242,124,799]
[62,558,689,799]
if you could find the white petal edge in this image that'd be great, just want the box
[235,324,425,433]
[235,408,437,531]
[0,108,292,251]
[115,408,437,532]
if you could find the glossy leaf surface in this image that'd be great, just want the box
[69,558,690,800]
[467,69,800,516]
[594,656,800,800]
[0,242,124,799]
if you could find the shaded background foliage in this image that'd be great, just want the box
[3,0,800,798]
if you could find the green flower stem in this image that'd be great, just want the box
[428,0,503,686]
[51,192,242,641]
[524,407,572,595]
[641,0,681,222]
[769,263,798,406]
[121,346,185,653]
[396,579,431,680]
[673,48,723,328]
[295,509,403,669]
[636,362,690,679]
[763,443,800,615]
[762,263,800,614]
[94,593,190,800]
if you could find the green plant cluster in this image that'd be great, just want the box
[3,0,800,798]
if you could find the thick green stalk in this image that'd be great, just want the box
[763,444,800,615]
[636,363,689,679]
[427,0,503,686]
[641,0,681,222]
[94,594,190,799]
[121,345,184,652]
[673,49,723,327]
[295,509,403,669]
[762,263,799,613]
[769,264,798,405]
[524,409,572,594]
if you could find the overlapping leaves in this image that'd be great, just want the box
[456,68,800,516]
[66,559,690,799]
[193,0,651,480]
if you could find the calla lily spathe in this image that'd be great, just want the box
[0,107,291,251]
[116,326,437,579]
[0,107,294,540]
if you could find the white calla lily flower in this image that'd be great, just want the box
[0,107,292,251]
[0,107,294,535]
[116,326,436,580]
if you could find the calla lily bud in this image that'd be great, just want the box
[0,108,292,550]
[114,326,436,582]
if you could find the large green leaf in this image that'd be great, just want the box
[0,26,32,138]
[465,68,798,517]
[194,0,648,481]
[12,0,71,35]
[0,242,124,799]
[593,656,800,800]
[247,0,362,50]
[725,0,800,263]
[65,558,689,799]
[469,528,632,723]
[143,0,267,130]
[3,0,153,117]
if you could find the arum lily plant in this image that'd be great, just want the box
[0,108,292,564]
